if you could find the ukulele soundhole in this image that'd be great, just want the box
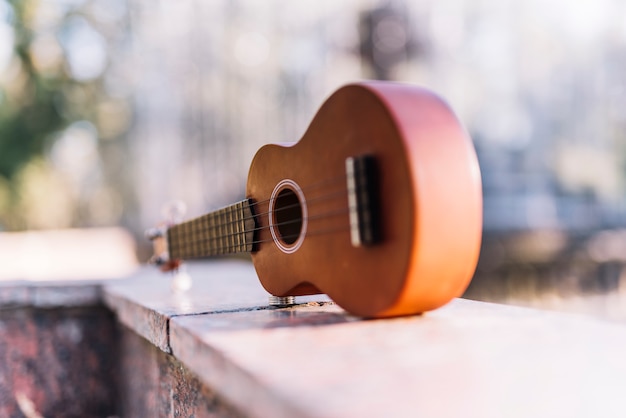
[274,189,302,244]
[269,179,308,254]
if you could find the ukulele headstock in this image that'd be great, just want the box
[146,201,187,272]
[146,225,180,272]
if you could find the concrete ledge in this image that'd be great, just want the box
[102,260,329,353]
[0,306,118,417]
[3,261,626,417]
[0,281,101,310]
[101,260,626,418]
[169,297,626,418]
[117,322,244,417]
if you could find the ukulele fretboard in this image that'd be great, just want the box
[167,199,256,260]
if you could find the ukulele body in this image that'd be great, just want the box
[247,82,482,317]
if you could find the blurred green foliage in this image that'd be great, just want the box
[0,0,118,230]
[0,1,66,180]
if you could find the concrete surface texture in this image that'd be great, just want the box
[108,260,626,418]
[2,259,626,417]
[0,307,118,418]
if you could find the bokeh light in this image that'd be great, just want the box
[1,0,626,319]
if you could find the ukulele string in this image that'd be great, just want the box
[180,224,353,257]
[243,173,349,212]
[173,205,352,252]
[232,224,352,252]
[167,168,376,256]
[177,165,373,236]
[168,186,349,250]
[226,206,350,242]
[174,184,352,240]
[199,185,349,232]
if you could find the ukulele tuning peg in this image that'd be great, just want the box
[162,200,187,225]
[148,254,168,266]
[145,227,164,241]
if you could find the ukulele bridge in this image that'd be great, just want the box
[345,155,381,247]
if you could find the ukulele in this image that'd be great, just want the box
[147,81,482,317]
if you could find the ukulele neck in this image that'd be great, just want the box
[167,199,256,260]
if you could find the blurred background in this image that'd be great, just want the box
[1,0,626,319]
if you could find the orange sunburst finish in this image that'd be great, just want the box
[247,82,482,317]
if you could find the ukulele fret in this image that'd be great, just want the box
[224,207,230,253]
[201,215,209,255]
[217,209,224,255]
[208,212,216,255]
[167,199,257,260]
[227,208,234,253]
[236,202,244,251]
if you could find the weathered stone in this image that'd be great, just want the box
[5,259,626,418]
[0,283,29,309]
[103,260,328,352]
[118,323,244,418]
[0,307,118,418]
[0,281,104,310]
[31,284,102,308]
[170,298,626,418]
[170,303,344,418]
